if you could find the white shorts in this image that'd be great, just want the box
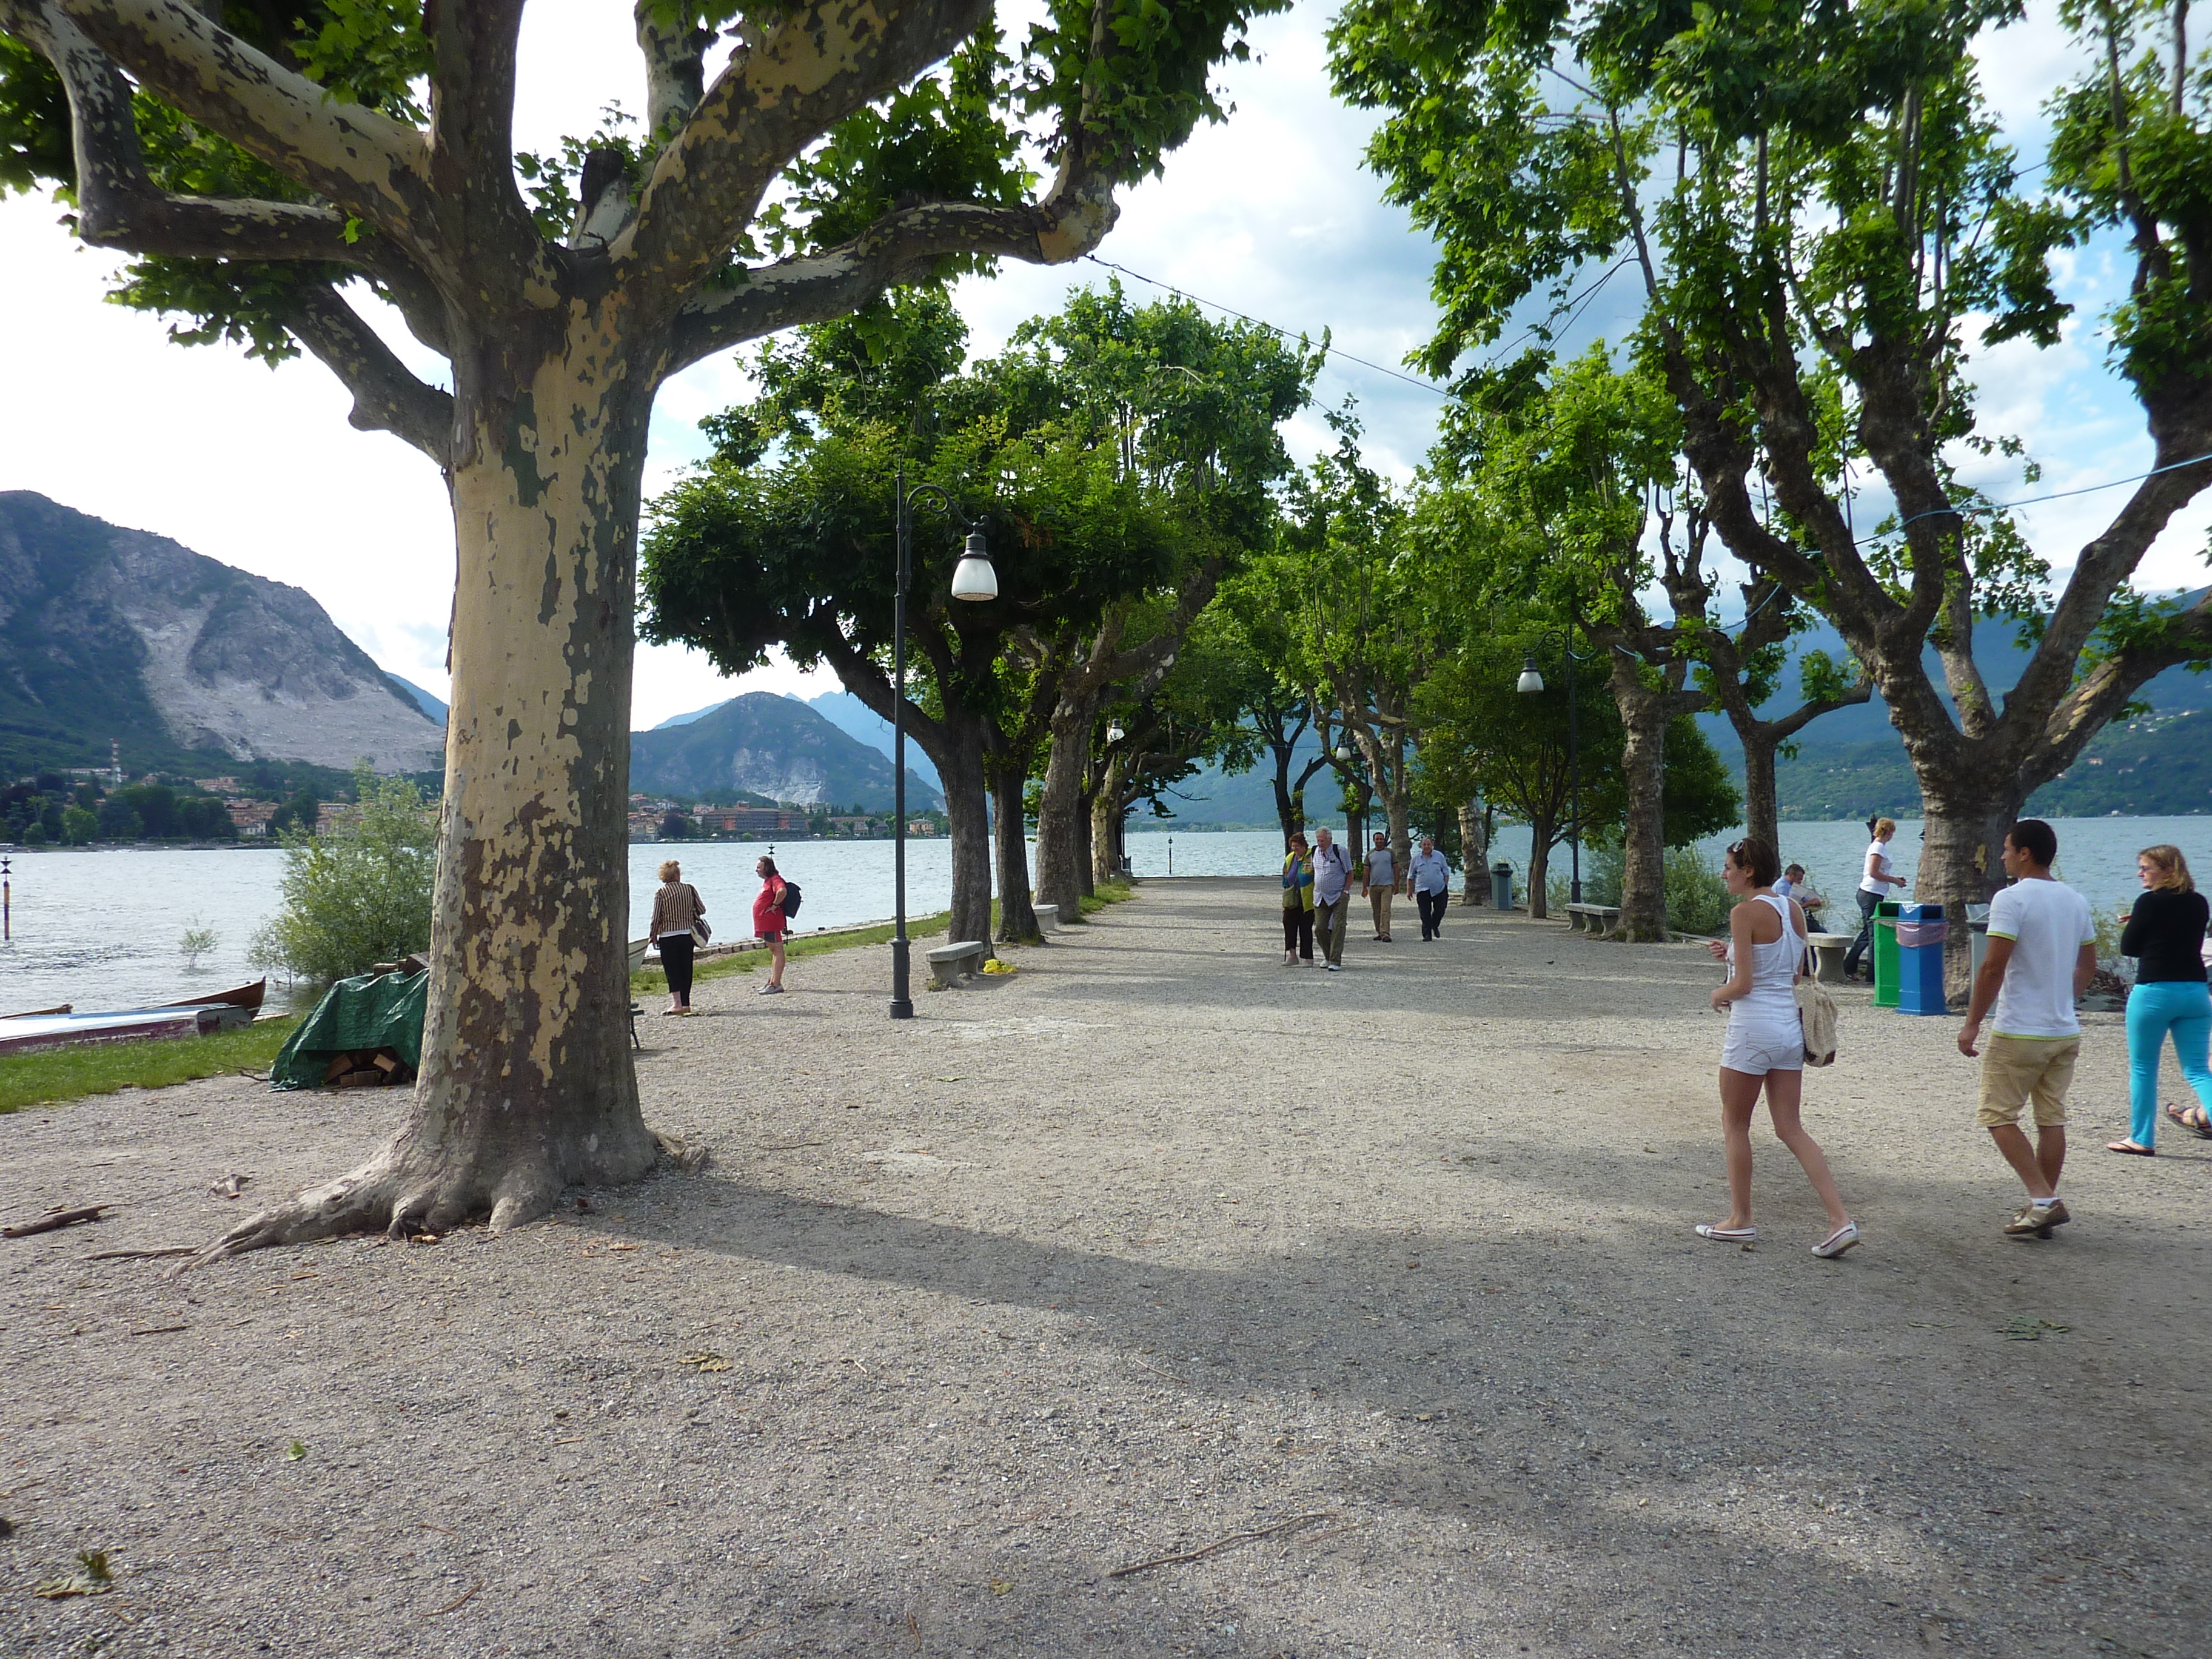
[1721,1014,1804,1076]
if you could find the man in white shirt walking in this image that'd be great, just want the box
[1312,826,1354,971]
[1958,819,2097,1239]
[1409,836,1452,940]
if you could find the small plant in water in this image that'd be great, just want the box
[178,916,221,970]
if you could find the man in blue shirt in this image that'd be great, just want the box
[1409,835,1452,940]
[1312,826,1354,971]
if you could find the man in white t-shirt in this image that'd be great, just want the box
[1958,819,2097,1239]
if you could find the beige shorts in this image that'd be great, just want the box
[1976,1034,2080,1128]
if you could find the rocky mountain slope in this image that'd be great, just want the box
[629,692,942,809]
[0,492,443,776]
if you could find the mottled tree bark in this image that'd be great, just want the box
[1457,798,1487,905]
[990,756,1041,943]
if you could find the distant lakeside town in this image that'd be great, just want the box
[1,754,945,851]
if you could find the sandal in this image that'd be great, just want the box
[1695,1223,1757,1242]
[2105,1140,2157,1157]
[2165,1105,2212,1140]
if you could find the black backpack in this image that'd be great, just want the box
[779,880,803,919]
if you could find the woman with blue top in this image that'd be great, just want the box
[1281,831,1316,966]
[2106,844,2212,1154]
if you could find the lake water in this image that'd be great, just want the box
[4,816,2204,1011]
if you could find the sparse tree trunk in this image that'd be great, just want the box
[1610,669,1674,942]
[936,728,994,952]
[1090,752,1125,890]
[1526,814,1555,919]
[991,756,1041,943]
[1458,797,1487,905]
[1740,736,1781,853]
[1032,685,1098,919]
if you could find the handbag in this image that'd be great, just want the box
[688,884,711,947]
[1796,977,1838,1067]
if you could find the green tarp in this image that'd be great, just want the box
[269,971,428,1091]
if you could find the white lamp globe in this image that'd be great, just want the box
[950,530,997,602]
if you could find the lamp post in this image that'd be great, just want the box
[891,460,996,1019]
[1515,628,1598,905]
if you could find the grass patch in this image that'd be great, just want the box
[631,910,954,996]
[1075,879,1136,918]
[0,1017,301,1115]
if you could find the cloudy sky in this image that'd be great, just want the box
[1,0,2204,728]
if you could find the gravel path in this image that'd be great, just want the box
[5,878,2208,1657]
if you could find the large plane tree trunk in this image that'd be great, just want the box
[220,348,659,1249]
[1458,798,1487,905]
[1611,667,1674,943]
[991,757,1041,943]
[1090,752,1125,890]
[937,722,996,953]
[1032,686,1097,920]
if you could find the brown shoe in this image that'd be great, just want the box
[2003,1199,2071,1238]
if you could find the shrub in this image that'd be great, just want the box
[248,765,435,984]
[1546,843,1733,935]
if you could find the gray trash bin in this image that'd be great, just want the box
[1490,862,1513,911]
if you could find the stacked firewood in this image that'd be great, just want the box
[323,1050,412,1088]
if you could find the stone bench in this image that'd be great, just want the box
[1033,903,1059,933]
[1565,903,1600,933]
[1808,933,1856,985]
[1567,903,1621,936]
[926,940,990,988]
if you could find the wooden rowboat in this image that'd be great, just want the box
[0,979,269,1057]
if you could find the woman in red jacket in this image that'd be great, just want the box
[752,856,789,996]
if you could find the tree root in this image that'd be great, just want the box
[183,1139,577,1268]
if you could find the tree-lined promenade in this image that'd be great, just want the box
[3,3,2207,1252]
[7,883,2206,1654]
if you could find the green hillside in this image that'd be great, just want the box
[1771,706,2212,820]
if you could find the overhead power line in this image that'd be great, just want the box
[1076,254,2212,546]
[1081,255,1451,398]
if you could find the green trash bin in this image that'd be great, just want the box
[1872,901,1902,1008]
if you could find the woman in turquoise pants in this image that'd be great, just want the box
[2108,845,2212,1155]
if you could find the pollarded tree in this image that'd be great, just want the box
[1014,286,1318,922]
[0,0,1283,1249]
[1279,412,1428,887]
[642,292,1179,950]
[1332,0,2212,993]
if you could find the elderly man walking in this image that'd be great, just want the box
[1409,835,1452,940]
[1312,826,1355,972]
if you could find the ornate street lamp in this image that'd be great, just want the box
[890,462,995,1019]
[1515,629,1597,905]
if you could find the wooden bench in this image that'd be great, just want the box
[1808,933,1855,985]
[1033,903,1059,933]
[926,940,990,988]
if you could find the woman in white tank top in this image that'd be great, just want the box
[1698,837,1860,1258]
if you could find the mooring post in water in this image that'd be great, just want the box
[2,854,10,941]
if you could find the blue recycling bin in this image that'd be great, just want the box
[1894,902,1949,1015]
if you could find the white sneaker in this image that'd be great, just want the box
[1326,962,1341,973]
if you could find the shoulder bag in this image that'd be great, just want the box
[1796,977,1838,1067]
[688,883,712,947]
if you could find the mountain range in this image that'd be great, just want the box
[629,692,941,810]
[0,492,444,779]
[656,688,948,793]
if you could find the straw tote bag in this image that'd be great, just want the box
[1796,978,1838,1067]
